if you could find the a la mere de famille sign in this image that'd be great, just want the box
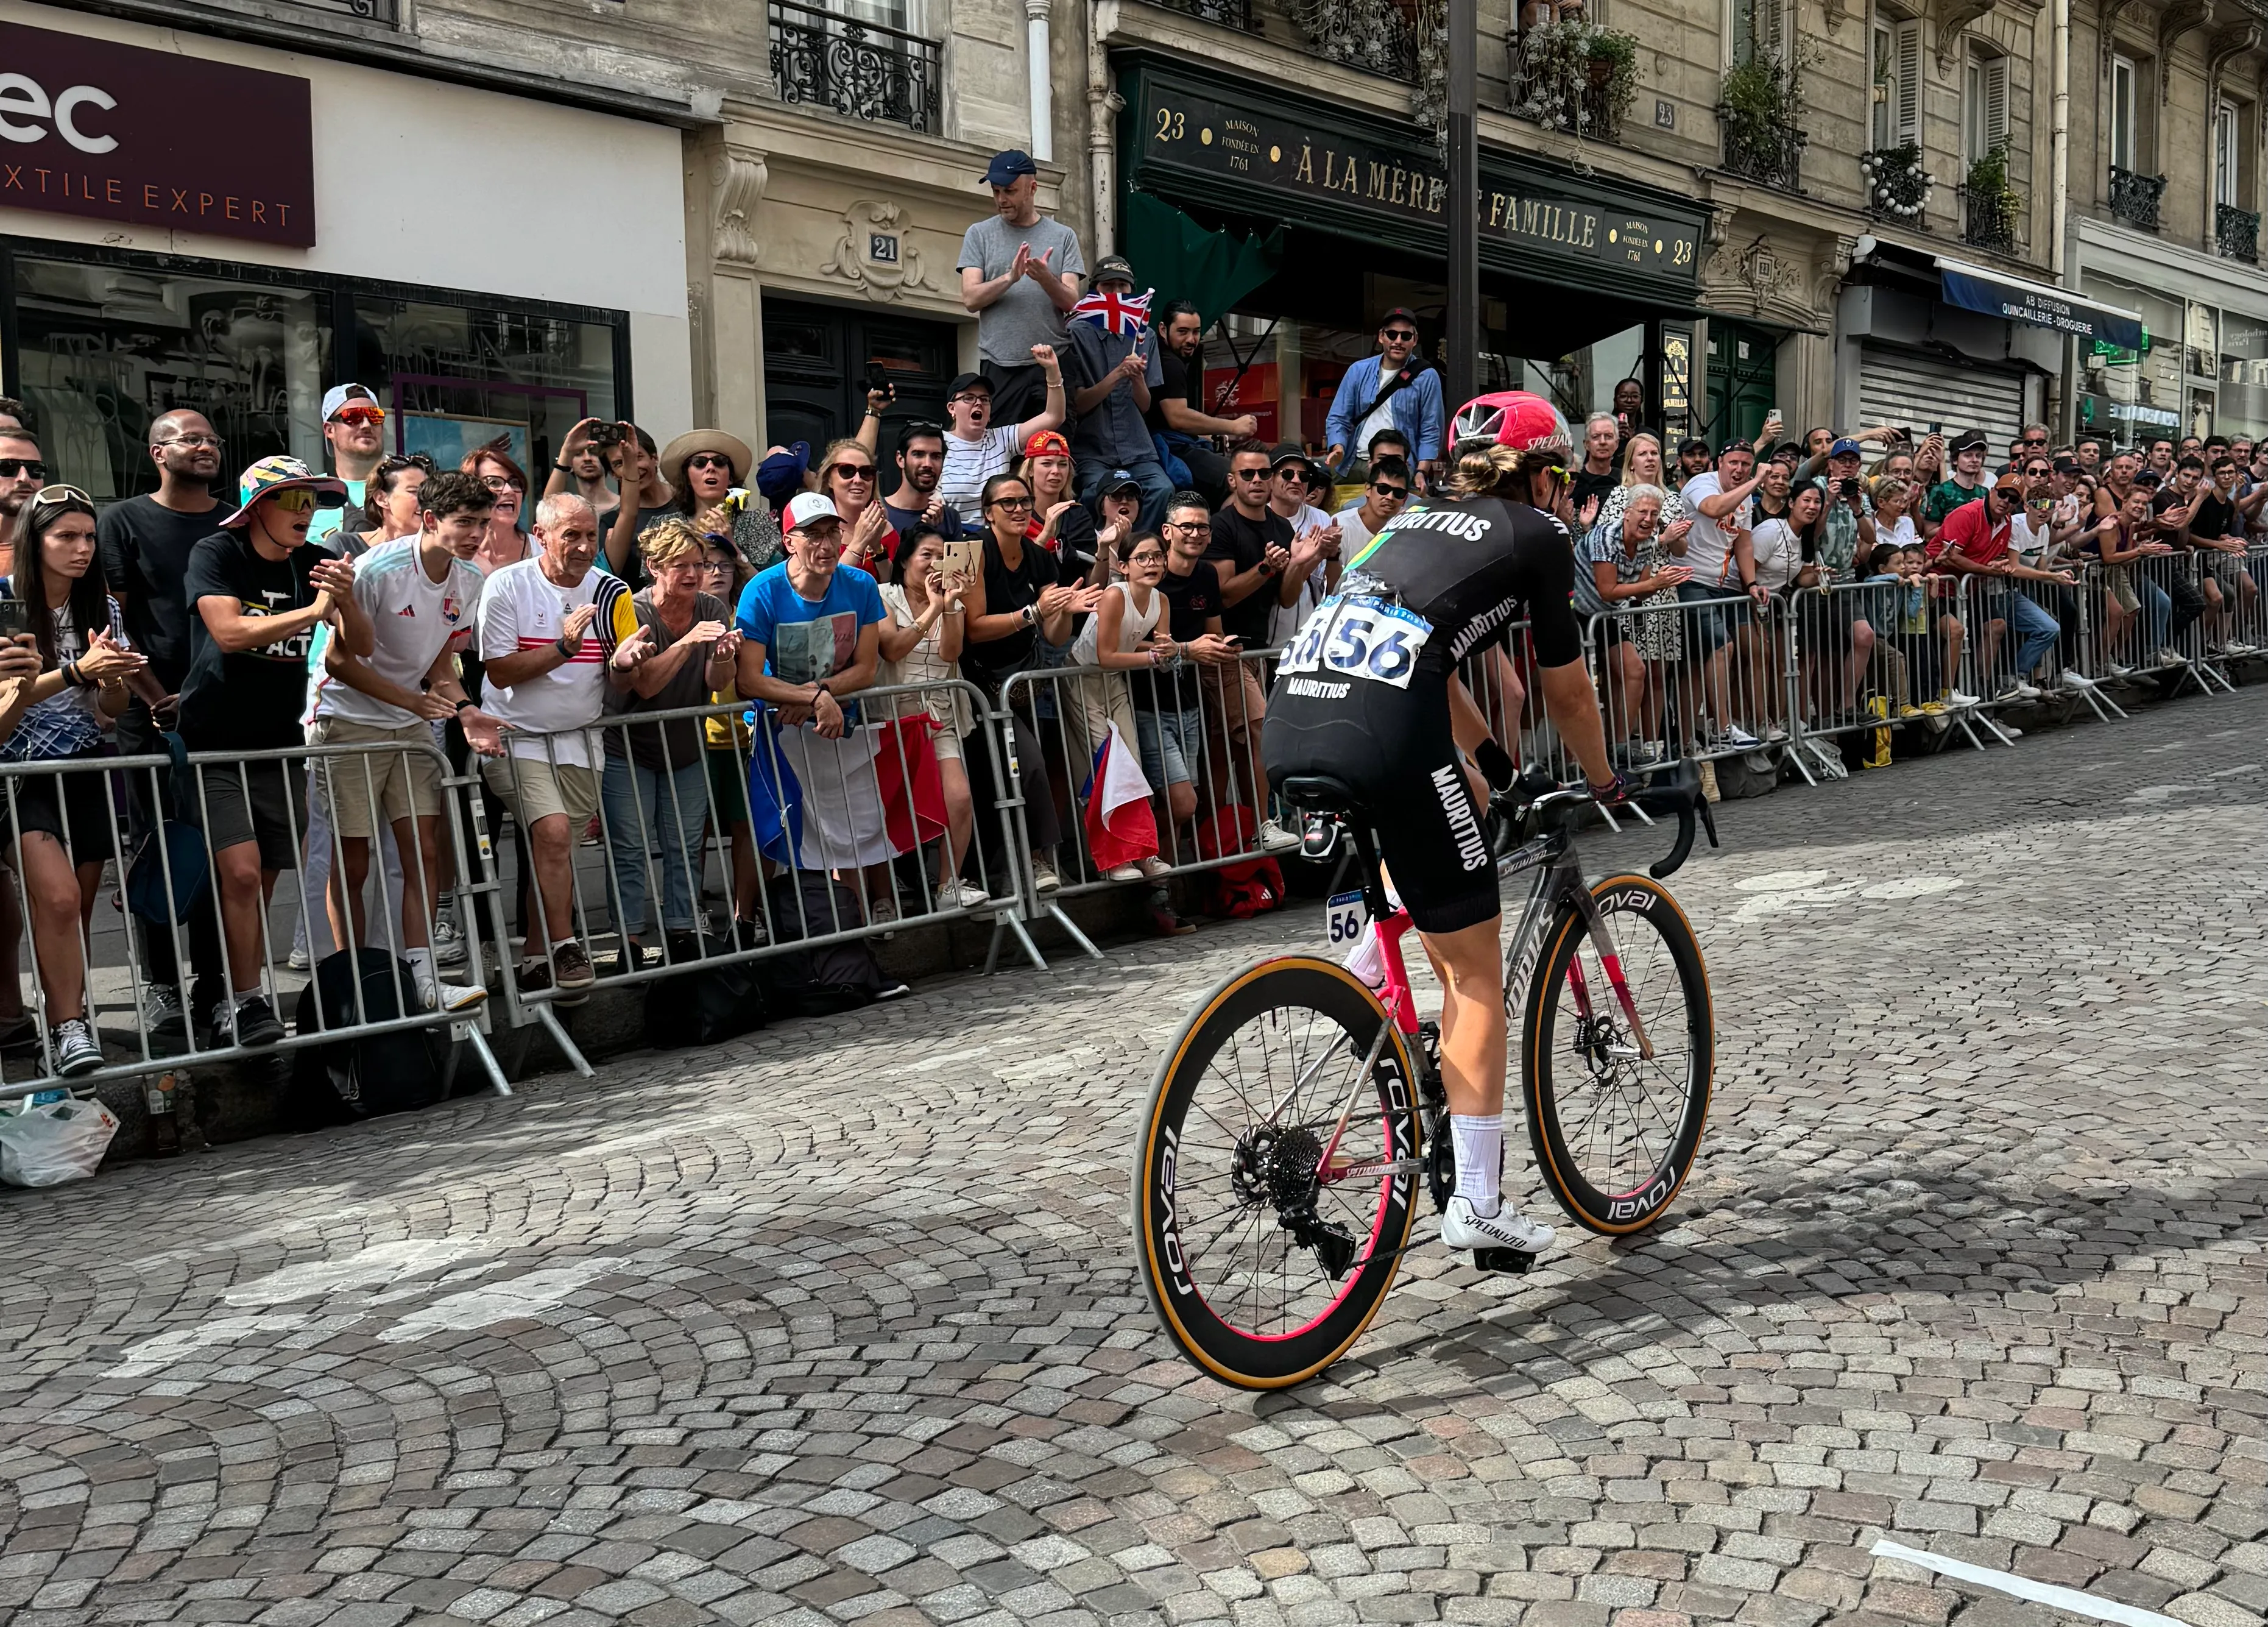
[0,22,314,247]
[1137,82,1703,285]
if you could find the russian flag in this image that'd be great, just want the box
[747,713,945,871]
[1081,721,1159,872]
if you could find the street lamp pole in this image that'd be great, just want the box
[1444,0,1479,413]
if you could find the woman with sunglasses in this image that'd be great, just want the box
[655,430,783,578]
[819,438,895,576]
[461,440,534,578]
[342,454,436,555]
[1019,431,1110,587]
[6,485,149,1075]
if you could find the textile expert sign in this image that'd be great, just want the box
[0,23,314,246]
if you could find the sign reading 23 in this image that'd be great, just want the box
[1278,595,1433,690]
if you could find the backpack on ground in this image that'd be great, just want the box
[643,958,766,1048]
[1195,806,1285,921]
[291,948,450,1118]
[761,870,890,1016]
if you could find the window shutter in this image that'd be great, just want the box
[1985,55,2010,146]
[1894,19,1923,146]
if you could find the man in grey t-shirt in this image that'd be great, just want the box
[959,148,1084,426]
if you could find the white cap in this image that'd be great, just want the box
[785,492,841,530]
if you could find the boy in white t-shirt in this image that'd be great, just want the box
[313,469,499,1013]
[474,492,623,994]
[937,357,1066,514]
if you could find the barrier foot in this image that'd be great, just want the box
[986,910,1050,975]
[1043,904,1106,960]
[1977,713,2020,746]
[2201,659,2238,694]
[462,1023,512,1097]
[2073,681,2130,722]
[535,1003,596,1079]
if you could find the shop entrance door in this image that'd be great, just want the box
[763,297,960,469]
[1705,320,1779,445]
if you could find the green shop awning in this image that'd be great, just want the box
[1120,188,1284,325]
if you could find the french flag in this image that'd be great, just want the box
[1070,286,1153,338]
[1081,722,1158,871]
[746,713,945,870]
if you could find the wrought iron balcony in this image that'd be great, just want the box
[1508,30,1628,141]
[1959,185,2019,255]
[1717,110,1804,192]
[298,0,398,19]
[768,0,942,135]
[2108,164,2166,232]
[1132,0,1255,24]
[2217,200,2259,261]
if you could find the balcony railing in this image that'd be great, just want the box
[1718,112,1804,192]
[2217,200,2259,261]
[1508,29,1627,141]
[1959,185,2019,255]
[768,0,942,135]
[1135,0,1256,24]
[2109,164,2167,232]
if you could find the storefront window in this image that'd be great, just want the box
[2075,271,2184,448]
[11,256,327,501]
[2217,312,2268,441]
[353,297,616,478]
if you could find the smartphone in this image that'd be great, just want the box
[590,422,626,448]
[865,363,891,397]
[0,600,27,639]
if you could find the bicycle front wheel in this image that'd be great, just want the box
[1519,874,1713,1235]
[1132,956,1423,1389]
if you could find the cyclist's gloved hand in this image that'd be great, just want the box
[1474,740,1519,793]
[1587,771,1633,807]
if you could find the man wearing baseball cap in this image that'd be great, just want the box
[1926,474,2076,704]
[733,492,886,749]
[1323,308,1444,487]
[959,148,1085,425]
[311,383,387,549]
[1062,253,1171,529]
[179,455,365,1047]
[1921,428,1991,544]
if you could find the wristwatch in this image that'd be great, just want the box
[1020,603,1038,628]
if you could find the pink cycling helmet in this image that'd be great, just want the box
[1450,391,1572,464]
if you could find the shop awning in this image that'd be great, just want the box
[1121,190,1284,326]
[1934,255,2144,351]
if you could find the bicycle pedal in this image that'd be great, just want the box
[1472,1246,1538,1275]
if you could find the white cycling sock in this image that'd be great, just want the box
[1345,930,1385,990]
[1450,1113,1503,1217]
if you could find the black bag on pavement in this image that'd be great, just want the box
[643,960,766,1048]
[291,948,449,1118]
[761,871,888,1016]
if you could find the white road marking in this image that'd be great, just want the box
[223,1239,482,1306]
[1870,1539,2186,1627]
[1733,870,1836,892]
[376,1258,624,1343]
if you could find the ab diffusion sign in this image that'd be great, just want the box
[0,23,314,246]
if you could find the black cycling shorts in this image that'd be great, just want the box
[1263,672,1500,935]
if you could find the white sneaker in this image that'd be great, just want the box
[936,879,990,910]
[2226,639,2258,656]
[1995,680,2042,702]
[431,915,468,968]
[286,944,311,972]
[1440,1195,1556,1256]
[51,1017,102,1077]
[1996,721,2025,738]
[2057,669,2099,691]
[1031,856,1061,895]
[868,896,898,927]
[418,977,488,1014]
[2157,648,2188,668]
[1945,689,1982,708]
[1137,855,1173,879]
[140,982,186,1040]
[1104,862,1145,882]
[1764,725,1790,743]
[1255,818,1304,854]
[1723,725,1761,749]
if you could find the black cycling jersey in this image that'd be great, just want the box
[1262,492,1582,935]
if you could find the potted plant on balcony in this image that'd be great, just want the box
[1717,44,1806,188]
[1860,141,1932,219]
[1963,141,2023,250]
[1511,19,1639,138]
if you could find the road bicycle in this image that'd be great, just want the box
[1132,762,1718,1389]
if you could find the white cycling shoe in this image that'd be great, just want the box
[1440,1196,1556,1256]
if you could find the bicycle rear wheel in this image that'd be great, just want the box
[1518,874,1712,1235]
[1132,956,1423,1389]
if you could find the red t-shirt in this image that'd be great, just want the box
[1929,497,2010,568]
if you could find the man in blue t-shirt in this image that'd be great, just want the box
[734,492,886,737]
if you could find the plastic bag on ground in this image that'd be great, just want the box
[0,1093,121,1188]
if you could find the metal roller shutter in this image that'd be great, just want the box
[1857,346,2027,447]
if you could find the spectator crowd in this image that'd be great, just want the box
[0,140,2261,1088]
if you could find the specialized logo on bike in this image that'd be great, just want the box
[1279,594,1431,690]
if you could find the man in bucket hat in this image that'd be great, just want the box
[180,455,367,1047]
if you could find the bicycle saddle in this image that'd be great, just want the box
[1277,775,1366,818]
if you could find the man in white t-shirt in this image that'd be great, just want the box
[475,492,618,994]
[1266,445,1341,644]
[313,469,498,1013]
[938,361,1066,514]
[1677,442,1770,750]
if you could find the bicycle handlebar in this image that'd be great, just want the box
[1494,759,1719,880]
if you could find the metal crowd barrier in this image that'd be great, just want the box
[1,737,506,1099]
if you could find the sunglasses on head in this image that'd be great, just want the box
[28,482,91,511]
[330,405,385,427]
[0,458,49,481]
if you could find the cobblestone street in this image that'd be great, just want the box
[3,692,2264,1627]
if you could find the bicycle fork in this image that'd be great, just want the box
[1563,881,1655,1062]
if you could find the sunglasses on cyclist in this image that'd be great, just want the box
[329,405,386,427]
[0,459,49,481]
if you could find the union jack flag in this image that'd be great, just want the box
[1070,286,1153,338]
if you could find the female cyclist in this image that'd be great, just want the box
[1262,391,1624,1261]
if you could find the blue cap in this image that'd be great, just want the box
[984,149,1038,187]
[1829,436,1863,458]
[755,441,811,502]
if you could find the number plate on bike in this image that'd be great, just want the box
[1278,595,1431,690]
[1325,888,1369,949]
